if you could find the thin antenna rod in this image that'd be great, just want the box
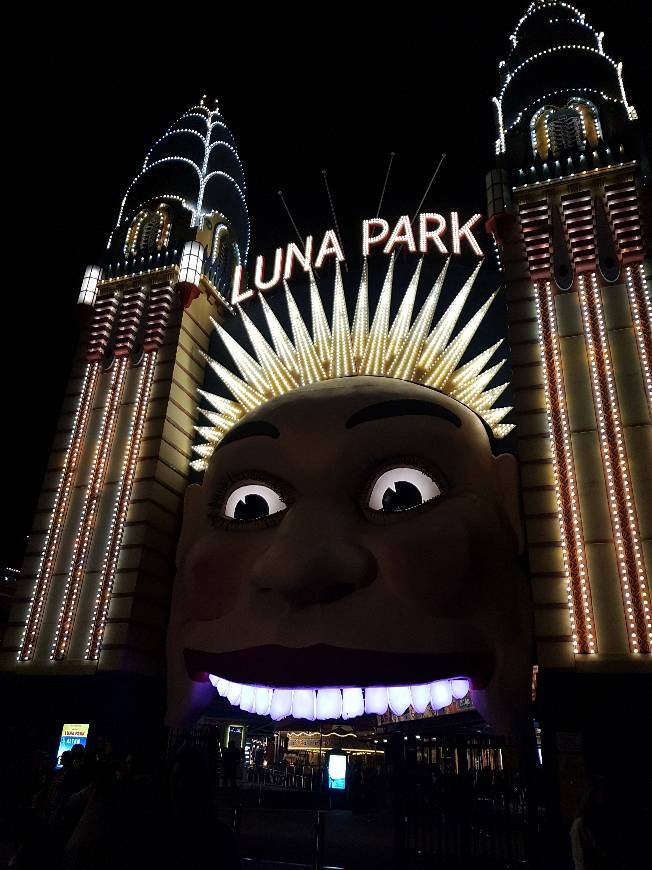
[411,153,446,225]
[376,151,395,218]
[277,190,303,245]
[321,169,347,270]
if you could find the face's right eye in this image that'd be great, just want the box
[368,466,442,513]
[223,483,287,522]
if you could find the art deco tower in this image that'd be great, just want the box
[487,0,650,752]
[1,100,246,719]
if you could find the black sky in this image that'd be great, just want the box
[4,1,649,566]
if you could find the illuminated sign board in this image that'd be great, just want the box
[231,212,484,304]
[56,723,89,767]
[328,753,347,790]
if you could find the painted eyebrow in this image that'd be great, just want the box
[218,420,280,449]
[345,399,461,430]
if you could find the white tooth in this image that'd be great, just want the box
[430,679,452,710]
[226,682,242,706]
[342,687,364,719]
[254,686,272,716]
[316,688,343,720]
[270,689,292,721]
[239,685,255,713]
[410,684,430,714]
[364,687,389,715]
[208,674,219,689]
[216,678,230,697]
[388,686,411,716]
[292,689,316,720]
[451,678,470,700]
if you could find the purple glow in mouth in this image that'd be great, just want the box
[208,675,470,721]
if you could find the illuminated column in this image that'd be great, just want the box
[18,295,119,661]
[534,281,595,653]
[577,273,651,654]
[625,265,652,410]
[86,286,176,660]
[51,288,147,660]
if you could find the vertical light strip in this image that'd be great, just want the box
[534,280,595,654]
[85,352,157,660]
[18,362,101,660]
[577,273,651,654]
[51,356,130,660]
[625,265,652,410]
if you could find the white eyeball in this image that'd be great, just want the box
[368,466,441,513]
[224,483,286,521]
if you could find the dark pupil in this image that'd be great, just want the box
[382,480,423,512]
[234,493,270,521]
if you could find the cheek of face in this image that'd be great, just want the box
[375,493,505,616]
[183,537,251,622]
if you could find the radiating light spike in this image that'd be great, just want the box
[425,291,498,389]
[192,443,216,459]
[450,339,503,389]
[258,292,300,378]
[419,260,481,369]
[200,351,266,411]
[309,271,332,369]
[493,422,515,438]
[476,381,509,412]
[284,282,327,385]
[190,458,209,472]
[482,406,512,426]
[351,258,369,366]
[194,426,223,444]
[454,359,506,405]
[361,253,395,375]
[198,408,238,431]
[331,260,355,377]
[197,390,243,421]
[388,258,424,360]
[389,258,449,381]
[210,317,271,395]
[239,305,299,395]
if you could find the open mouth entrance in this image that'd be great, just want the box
[207,675,471,721]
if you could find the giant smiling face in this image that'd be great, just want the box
[167,376,533,735]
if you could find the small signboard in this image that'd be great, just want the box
[56,723,89,767]
[328,753,347,790]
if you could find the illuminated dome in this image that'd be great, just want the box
[493,2,638,171]
[112,98,249,260]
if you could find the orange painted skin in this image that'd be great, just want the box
[167,377,533,734]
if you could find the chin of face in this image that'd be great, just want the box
[166,379,533,736]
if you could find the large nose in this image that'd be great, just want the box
[250,498,377,609]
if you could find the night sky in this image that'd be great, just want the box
[4,2,649,567]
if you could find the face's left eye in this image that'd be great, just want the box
[224,483,287,521]
[368,466,441,513]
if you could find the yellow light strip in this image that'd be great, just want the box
[577,273,650,654]
[18,362,101,661]
[51,357,130,660]
[85,352,158,660]
[625,265,652,410]
[534,280,595,654]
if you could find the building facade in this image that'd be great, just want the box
[486,0,650,798]
[1,2,649,797]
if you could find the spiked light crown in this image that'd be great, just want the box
[191,256,514,471]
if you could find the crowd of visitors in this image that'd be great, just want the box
[2,735,239,870]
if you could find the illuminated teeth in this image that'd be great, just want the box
[409,684,431,714]
[292,689,316,720]
[342,688,364,720]
[430,680,453,711]
[270,689,292,721]
[388,686,412,716]
[208,676,470,720]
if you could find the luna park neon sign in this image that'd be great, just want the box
[231,212,483,305]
